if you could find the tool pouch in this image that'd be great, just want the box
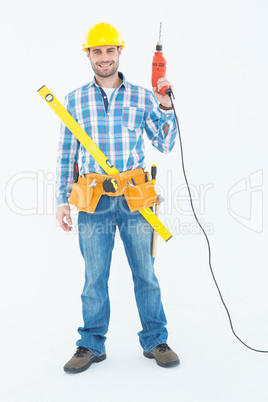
[68,178,102,213]
[68,169,158,213]
[124,179,158,212]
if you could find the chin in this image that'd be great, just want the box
[98,69,117,78]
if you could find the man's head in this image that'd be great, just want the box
[82,22,125,80]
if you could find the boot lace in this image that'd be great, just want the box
[156,343,171,353]
[74,347,89,357]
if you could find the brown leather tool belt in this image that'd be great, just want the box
[68,168,158,213]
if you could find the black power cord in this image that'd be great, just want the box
[165,87,268,353]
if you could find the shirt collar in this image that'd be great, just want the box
[88,72,128,90]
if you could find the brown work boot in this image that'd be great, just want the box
[64,346,106,373]
[143,343,180,368]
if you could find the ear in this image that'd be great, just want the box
[86,49,90,59]
[118,47,123,56]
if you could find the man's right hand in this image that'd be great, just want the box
[56,205,72,232]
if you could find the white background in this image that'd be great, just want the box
[1,0,268,401]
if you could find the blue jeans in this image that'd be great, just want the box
[76,195,168,355]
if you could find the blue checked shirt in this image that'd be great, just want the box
[56,72,177,206]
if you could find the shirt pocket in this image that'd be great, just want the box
[121,107,145,131]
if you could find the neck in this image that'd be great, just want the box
[95,72,122,88]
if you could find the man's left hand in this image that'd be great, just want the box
[152,77,173,108]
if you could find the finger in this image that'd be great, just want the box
[157,79,172,90]
[65,213,72,226]
[152,87,161,97]
[57,212,72,232]
[157,82,171,91]
[62,222,70,231]
[157,77,169,83]
[58,217,68,231]
[59,216,69,231]
[153,86,164,95]
[64,214,72,231]
[157,77,170,85]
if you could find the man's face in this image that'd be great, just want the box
[87,45,121,78]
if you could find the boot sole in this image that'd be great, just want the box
[143,351,180,368]
[64,353,107,374]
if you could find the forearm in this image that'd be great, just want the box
[56,159,77,206]
[158,110,177,152]
[145,105,177,153]
[163,123,169,135]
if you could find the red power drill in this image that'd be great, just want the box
[152,22,169,95]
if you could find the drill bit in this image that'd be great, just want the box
[158,22,162,47]
[156,22,163,51]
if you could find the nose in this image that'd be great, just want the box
[102,52,111,61]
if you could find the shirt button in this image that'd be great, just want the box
[104,96,107,99]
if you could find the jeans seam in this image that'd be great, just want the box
[104,229,115,333]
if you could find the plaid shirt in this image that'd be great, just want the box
[56,72,177,206]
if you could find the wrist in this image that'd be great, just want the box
[57,202,69,208]
[159,104,173,111]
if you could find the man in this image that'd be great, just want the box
[56,22,179,373]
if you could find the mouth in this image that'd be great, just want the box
[98,62,113,69]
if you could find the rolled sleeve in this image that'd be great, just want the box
[144,92,177,153]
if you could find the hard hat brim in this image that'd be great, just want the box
[82,41,125,52]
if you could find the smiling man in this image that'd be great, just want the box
[56,22,179,373]
[89,45,120,78]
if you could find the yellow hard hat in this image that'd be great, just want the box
[82,22,125,51]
